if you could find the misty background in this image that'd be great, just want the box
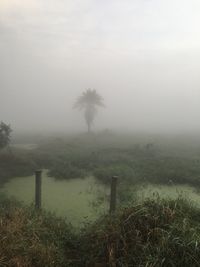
[1,0,200,134]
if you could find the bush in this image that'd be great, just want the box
[48,161,86,180]
[0,152,37,184]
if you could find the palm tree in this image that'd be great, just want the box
[74,89,104,133]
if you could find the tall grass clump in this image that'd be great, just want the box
[0,195,77,267]
[80,197,200,266]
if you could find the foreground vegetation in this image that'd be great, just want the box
[1,195,200,266]
[82,198,200,266]
[0,196,76,267]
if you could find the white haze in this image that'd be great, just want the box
[1,0,200,134]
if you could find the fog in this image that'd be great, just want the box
[1,0,200,134]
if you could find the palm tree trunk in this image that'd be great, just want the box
[87,122,91,133]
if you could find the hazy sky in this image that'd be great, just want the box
[1,0,200,133]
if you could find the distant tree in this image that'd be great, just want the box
[74,89,104,133]
[0,122,12,150]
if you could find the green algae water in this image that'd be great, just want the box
[0,171,108,227]
[2,170,200,227]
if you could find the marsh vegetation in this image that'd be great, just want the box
[2,132,200,224]
[2,130,200,266]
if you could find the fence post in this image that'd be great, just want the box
[35,170,42,209]
[109,176,118,214]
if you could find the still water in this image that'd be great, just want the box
[0,170,108,226]
[2,171,200,226]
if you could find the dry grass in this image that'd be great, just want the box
[0,197,75,267]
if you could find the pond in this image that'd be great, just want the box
[1,171,200,227]
[0,170,109,227]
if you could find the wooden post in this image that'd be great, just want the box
[35,170,42,209]
[110,176,118,214]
